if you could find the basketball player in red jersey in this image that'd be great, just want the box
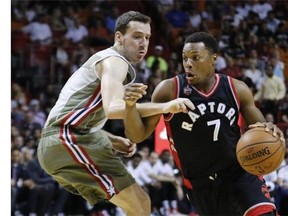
[123,32,285,215]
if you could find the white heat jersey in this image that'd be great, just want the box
[44,47,136,134]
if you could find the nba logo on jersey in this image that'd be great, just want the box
[184,85,192,96]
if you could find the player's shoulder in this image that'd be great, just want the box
[152,77,176,102]
[230,77,251,93]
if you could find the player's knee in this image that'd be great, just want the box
[131,191,151,214]
[121,188,150,215]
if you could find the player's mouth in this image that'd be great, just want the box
[186,72,196,79]
[136,51,145,58]
[139,50,146,55]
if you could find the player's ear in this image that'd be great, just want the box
[115,31,123,44]
[212,54,217,66]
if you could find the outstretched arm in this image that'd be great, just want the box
[124,78,195,143]
[99,56,194,122]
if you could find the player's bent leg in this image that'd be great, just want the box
[109,182,151,216]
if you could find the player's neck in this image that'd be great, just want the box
[113,44,127,59]
[193,74,217,94]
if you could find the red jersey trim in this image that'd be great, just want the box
[227,76,240,111]
[244,203,276,216]
[164,76,179,121]
[191,74,220,97]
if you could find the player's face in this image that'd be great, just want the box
[182,42,216,87]
[120,21,151,63]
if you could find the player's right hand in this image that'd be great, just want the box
[123,83,147,106]
[249,122,285,142]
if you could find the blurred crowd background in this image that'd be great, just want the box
[11,0,288,216]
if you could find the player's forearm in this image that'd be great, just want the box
[104,100,127,119]
[101,130,118,143]
[124,104,147,143]
[106,101,168,120]
[136,102,167,117]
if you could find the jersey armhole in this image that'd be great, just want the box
[164,76,180,121]
[228,76,240,111]
[173,76,180,99]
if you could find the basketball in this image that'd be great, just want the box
[236,127,285,175]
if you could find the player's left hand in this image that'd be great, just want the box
[163,98,195,114]
[249,122,285,142]
[112,136,137,157]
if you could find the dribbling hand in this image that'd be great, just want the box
[249,122,285,142]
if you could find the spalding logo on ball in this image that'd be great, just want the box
[236,127,285,175]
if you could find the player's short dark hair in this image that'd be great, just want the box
[184,32,219,54]
[115,11,151,34]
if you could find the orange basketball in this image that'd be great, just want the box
[236,127,285,175]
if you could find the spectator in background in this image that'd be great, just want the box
[188,9,202,31]
[244,60,264,91]
[65,16,88,44]
[235,1,252,19]
[146,45,169,80]
[21,13,53,45]
[138,145,151,162]
[87,18,112,47]
[11,135,25,149]
[141,151,163,215]
[11,83,28,107]
[29,99,47,127]
[50,38,70,85]
[126,153,152,190]
[263,170,278,200]
[142,150,180,216]
[245,48,266,74]
[251,0,272,20]
[237,66,256,94]
[24,1,46,23]
[166,52,183,79]
[63,6,78,30]
[254,62,286,122]
[133,61,151,86]
[265,10,281,34]
[165,1,189,28]
[157,150,179,216]
[278,42,288,80]
[220,56,242,79]
[271,54,285,82]
[279,90,288,124]
[215,52,227,73]
[20,110,42,139]
[104,6,120,34]
[275,153,288,215]
[23,154,56,215]
[11,147,27,215]
[146,60,163,101]
[50,7,67,32]
[21,137,36,160]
